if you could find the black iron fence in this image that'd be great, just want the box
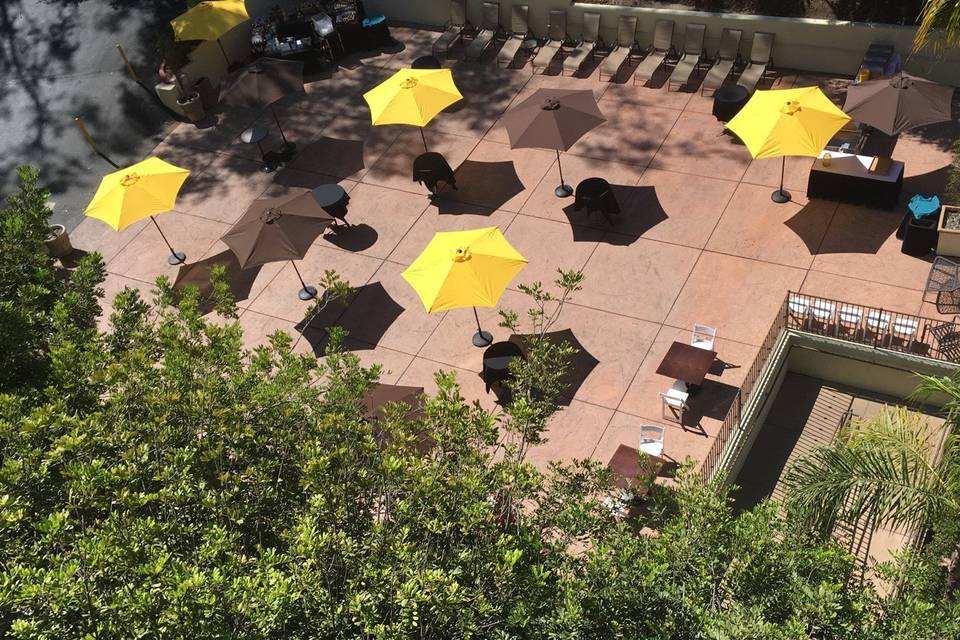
[701,292,960,480]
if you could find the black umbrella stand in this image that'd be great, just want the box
[472,306,493,347]
[771,156,791,204]
[290,261,317,300]
[554,149,572,198]
[150,215,186,265]
[270,106,295,154]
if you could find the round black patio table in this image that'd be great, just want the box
[413,152,457,195]
[712,84,750,122]
[482,341,525,393]
[240,124,279,172]
[311,184,350,225]
[573,177,620,220]
[412,55,442,69]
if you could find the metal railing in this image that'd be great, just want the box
[701,292,960,481]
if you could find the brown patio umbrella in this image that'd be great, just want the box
[842,72,955,136]
[221,58,305,152]
[221,190,334,300]
[500,88,606,197]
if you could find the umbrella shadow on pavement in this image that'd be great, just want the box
[507,328,599,406]
[324,223,379,252]
[562,185,668,244]
[436,160,525,212]
[295,282,404,354]
[173,250,263,312]
[283,136,366,178]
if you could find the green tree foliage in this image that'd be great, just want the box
[914,0,960,51]
[0,168,956,637]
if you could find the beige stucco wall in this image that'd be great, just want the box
[363,0,960,86]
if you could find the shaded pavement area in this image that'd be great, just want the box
[0,0,180,229]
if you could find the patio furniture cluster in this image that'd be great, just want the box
[74,8,960,497]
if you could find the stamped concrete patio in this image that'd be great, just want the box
[71,27,960,473]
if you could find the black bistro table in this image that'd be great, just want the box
[712,84,750,122]
[806,151,904,210]
[240,124,280,172]
[573,177,620,222]
[311,183,350,225]
[482,341,525,393]
[412,55,442,69]
[413,152,457,195]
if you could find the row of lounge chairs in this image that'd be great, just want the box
[432,1,776,94]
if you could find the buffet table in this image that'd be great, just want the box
[806,151,904,210]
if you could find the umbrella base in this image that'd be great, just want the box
[472,330,493,348]
[298,285,318,301]
[771,189,792,204]
[555,183,573,198]
[167,252,187,266]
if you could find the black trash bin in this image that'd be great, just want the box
[901,215,938,257]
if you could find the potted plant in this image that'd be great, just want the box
[44,223,72,258]
[936,139,960,257]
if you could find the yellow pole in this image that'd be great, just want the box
[74,117,120,169]
[73,116,98,153]
[116,44,139,82]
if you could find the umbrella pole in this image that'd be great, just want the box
[554,149,572,198]
[290,261,318,301]
[271,106,295,153]
[472,306,493,348]
[217,38,231,68]
[420,127,428,153]
[150,216,186,265]
[771,156,791,204]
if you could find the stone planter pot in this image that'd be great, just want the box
[937,205,960,257]
[177,91,204,123]
[45,224,73,258]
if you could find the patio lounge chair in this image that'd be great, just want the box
[532,9,567,74]
[496,4,530,68]
[736,31,774,93]
[432,0,469,58]
[700,28,742,95]
[562,12,601,77]
[464,1,501,62]
[599,15,637,81]
[667,23,706,91]
[633,19,675,85]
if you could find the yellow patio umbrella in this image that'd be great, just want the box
[402,227,527,346]
[362,68,463,152]
[170,0,249,66]
[84,157,191,265]
[726,86,850,204]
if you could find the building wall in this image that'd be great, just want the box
[363,0,960,85]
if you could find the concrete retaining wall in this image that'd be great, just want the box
[363,0,960,85]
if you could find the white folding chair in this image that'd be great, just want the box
[836,304,863,338]
[891,316,919,349]
[788,293,810,325]
[639,424,665,458]
[866,310,891,340]
[659,380,689,425]
[691,324,716,351]
[809,300,836,327]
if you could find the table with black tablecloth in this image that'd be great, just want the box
[712,84,750,122]
[807,151,904,210]
[573,177,620,221]
[413,152,457,194]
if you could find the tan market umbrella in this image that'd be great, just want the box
[500,88,606,197]
[221,191,334,300]
[843,72,955,136]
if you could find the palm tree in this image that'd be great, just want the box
[783,396,960,599]
[914,0,960,51]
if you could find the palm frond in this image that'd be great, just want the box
[784,407,957,535]
[914,0,960,52]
